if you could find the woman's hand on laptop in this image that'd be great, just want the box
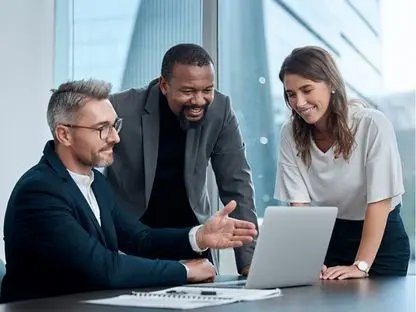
[320,265,368,280]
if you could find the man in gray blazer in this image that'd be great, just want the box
[107,43,257,275]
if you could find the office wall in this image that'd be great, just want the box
[0,0,55,261]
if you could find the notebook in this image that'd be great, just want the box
[85,286,281,309]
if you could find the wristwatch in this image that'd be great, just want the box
[353,260,370,276]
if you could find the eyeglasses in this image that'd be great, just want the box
[62,117,123,140]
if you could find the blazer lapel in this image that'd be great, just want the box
[92,180,117,250]
[142,84,160,208]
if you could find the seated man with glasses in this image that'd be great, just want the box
[1,79,257,303]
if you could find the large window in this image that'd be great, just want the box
[55,0,202,90]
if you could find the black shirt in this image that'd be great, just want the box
[140,93,199,229]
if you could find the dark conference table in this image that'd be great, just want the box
[0,276,414,311]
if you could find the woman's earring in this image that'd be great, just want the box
[331,90,336,94]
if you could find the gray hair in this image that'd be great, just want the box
[47,79,112,138]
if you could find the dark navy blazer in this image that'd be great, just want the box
[1,141,199,302]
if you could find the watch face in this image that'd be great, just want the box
[358,261,369,271]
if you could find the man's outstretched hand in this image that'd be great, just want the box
[196,200,257,250]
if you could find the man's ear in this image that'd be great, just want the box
[55,125,72,147]
[159,75,168,96]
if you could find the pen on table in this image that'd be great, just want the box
[166,290,217,296]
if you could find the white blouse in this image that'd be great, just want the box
[275,103,404,220]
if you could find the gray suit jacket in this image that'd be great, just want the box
[107,79,257,272]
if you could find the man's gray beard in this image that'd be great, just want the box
[77,151,113,169]
[178,105,208,130]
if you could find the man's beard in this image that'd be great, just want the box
[76,148,114,168]
[178,104,209,130]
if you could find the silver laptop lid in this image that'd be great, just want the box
[246,206,337,289]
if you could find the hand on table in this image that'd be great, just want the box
[320,264,368,280]
[183,258,216,283]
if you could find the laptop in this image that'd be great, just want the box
[207,206,338,289]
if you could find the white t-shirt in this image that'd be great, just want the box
[275,103,404,220]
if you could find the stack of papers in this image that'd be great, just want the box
[86,286,281,309]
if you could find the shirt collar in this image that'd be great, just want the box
[67,169,95,188]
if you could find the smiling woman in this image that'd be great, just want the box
[279,46,356,166]
[275,46,410,279]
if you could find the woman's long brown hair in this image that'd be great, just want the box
[279,46,356,166]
